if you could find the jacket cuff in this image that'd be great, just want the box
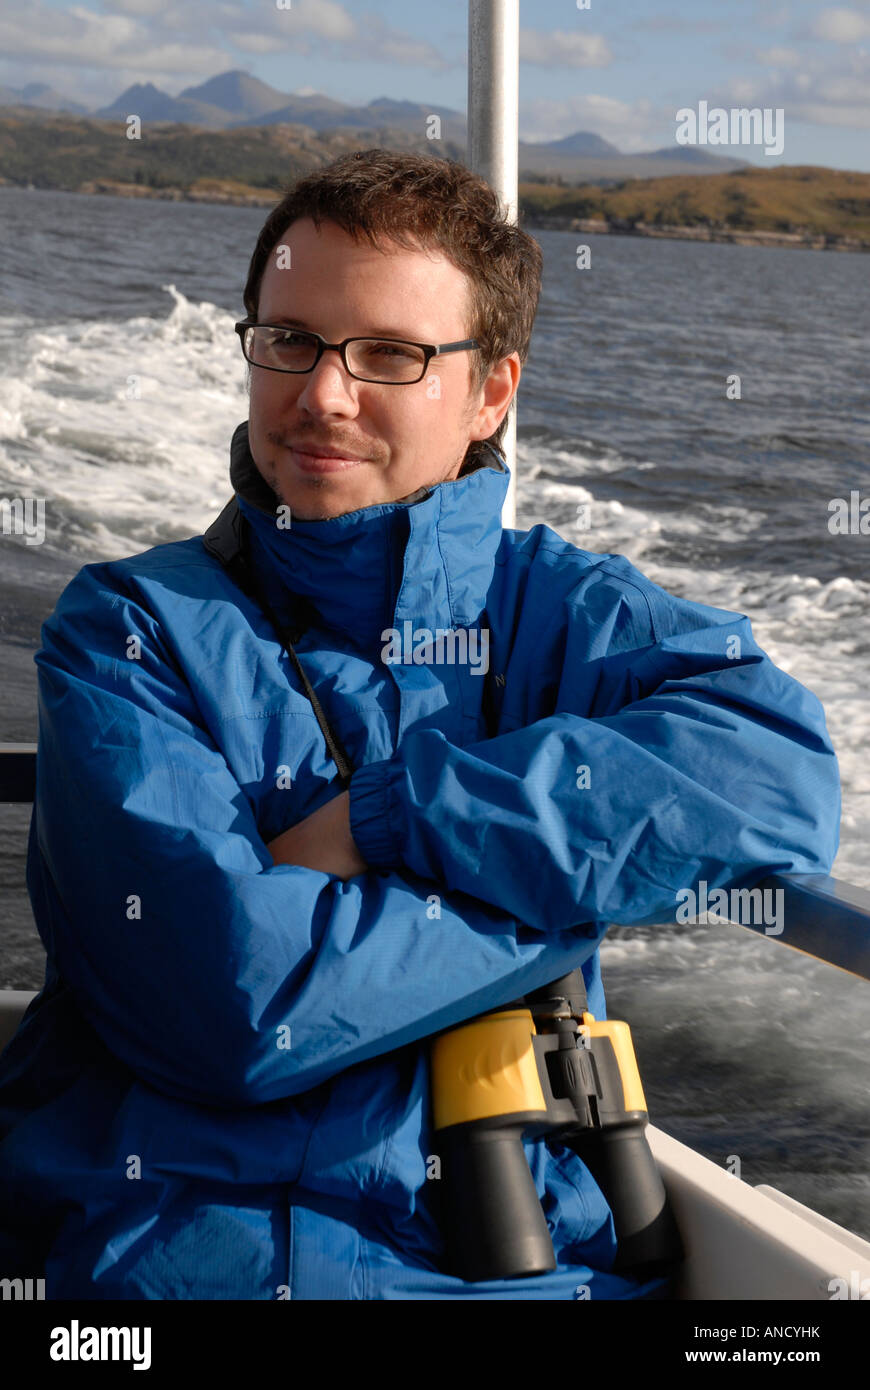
[349,758,403,868]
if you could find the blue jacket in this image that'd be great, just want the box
[0,422,840,1299]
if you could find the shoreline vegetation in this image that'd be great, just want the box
[1,112,868,252]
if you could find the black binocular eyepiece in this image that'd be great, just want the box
[430,968,683,1282]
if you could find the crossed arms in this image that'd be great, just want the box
[30,550,840,1109]
[267,790,366,879]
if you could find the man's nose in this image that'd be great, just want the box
[295,349,360,415]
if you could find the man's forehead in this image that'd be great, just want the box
[259,218,470,328]
[276,216,441,260]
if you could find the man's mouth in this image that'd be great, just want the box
[286,443,370,473]
[291,451,366,474]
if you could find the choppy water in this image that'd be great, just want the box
[1,186,868,1241]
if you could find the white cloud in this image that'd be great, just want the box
[816,71,870,100]
[755,46,802,67]
[520,93,654,152]
[0,0,449,95]
[354,18,449,70]
[102,0,168,14]
[713,51,870,129]
[520,28,613,68]
[0,4,226,74]
[811,8,870,42]
[102,0,355,39]
[633,14,728,34]
[757,3,793,32]
[228,31,292,56]
[282,0,355,42]
[790,101,870,126]
[225,5,446,71]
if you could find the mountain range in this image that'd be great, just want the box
[0,80,90,116]
[0,69,747,182]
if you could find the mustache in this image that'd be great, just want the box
[269,431,374,458]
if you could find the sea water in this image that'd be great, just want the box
[0,187,867,1239]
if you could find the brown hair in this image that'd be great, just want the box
[242,148,543,464]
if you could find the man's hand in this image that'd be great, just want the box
[266,790,368,881]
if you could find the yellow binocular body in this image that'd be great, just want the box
[429,972,682,1282]
[432,1007,647,1129]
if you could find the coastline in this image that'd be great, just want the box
[538,214,869,253]
[4,177,866,252]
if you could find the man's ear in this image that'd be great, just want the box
[468,353,521,444]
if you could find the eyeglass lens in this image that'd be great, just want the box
[245,327,428,382]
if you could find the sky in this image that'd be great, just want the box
[0,0,868,171]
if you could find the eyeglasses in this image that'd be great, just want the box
[235,320,481,385]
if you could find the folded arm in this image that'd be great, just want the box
[29,562,598,1111]
[267,790,366,879]
[349,558,841,932]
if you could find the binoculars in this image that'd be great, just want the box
[430,969,683,1282]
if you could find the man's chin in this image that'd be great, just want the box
[274,479,376,522]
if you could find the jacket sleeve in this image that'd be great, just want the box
[28,561,600,1110]
[348,554,841,933]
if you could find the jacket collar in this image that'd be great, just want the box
[229,420,510,649]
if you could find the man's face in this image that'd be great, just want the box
[246,217,519,520]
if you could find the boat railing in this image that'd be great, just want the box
[2,742,869,981]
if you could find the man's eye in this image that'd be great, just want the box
[369,343,416,359]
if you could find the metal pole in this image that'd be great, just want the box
[468,0,519,529]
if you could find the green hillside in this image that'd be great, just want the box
[0,110,462,200]
[520,165,870,244]
[1,111,867,247]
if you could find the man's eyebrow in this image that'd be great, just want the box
[263,314,424,340]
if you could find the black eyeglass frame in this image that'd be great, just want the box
[234,319,481,384]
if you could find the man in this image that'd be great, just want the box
[0,149,840,1300]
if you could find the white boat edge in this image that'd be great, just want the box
[2,987,868,1300]
[647,1125,870,1300]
